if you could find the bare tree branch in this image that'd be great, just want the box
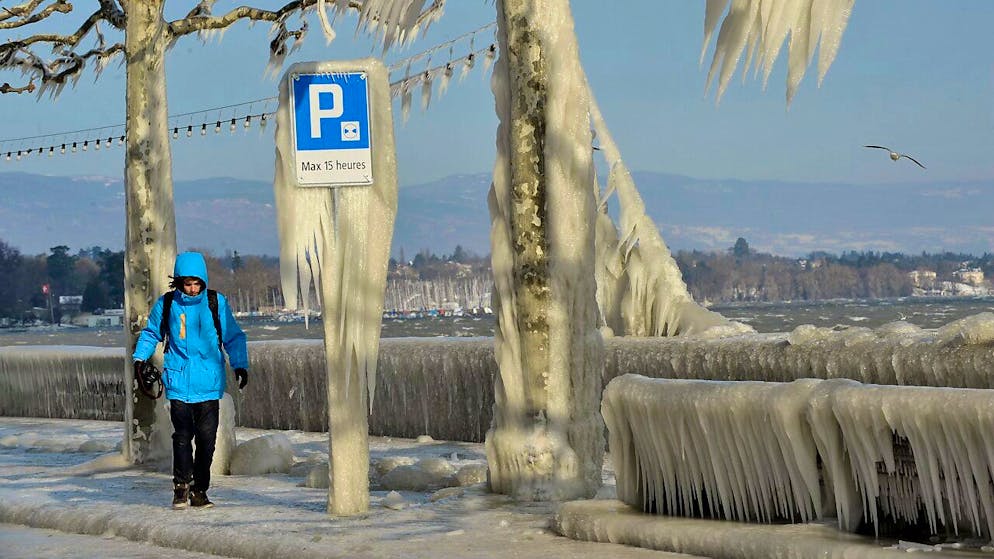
[96,0,125,29]
[0,77,36,94]
[167,1,331,37]
[167,0,441,40]
[1,8,104,51]
[0,0,71,30]
[0,1,125,95]
[0,0,48,23]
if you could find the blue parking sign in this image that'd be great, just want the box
[290,72,373,186]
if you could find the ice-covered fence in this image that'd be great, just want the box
[604,317,994,388]
[0,339,498,441]
[602,374,994,538]
[243,339,496,440]
[0,346,125,421]
[2,316,994,441]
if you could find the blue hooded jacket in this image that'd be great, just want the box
[133,252,249,403]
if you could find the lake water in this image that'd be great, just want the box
[2,296,993,347]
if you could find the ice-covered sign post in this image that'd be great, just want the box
[273,59,397,515]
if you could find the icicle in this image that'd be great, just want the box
[400,81,413,122]
[438,63,453,96]
[700,0,730,65]
[460,52,475,82]
[316,0,338,44]
[461,34,477,82]
[420,70,433,110]
[482,44,496,77]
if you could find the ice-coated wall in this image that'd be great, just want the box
[3,316,994,441]
[602,374,994,538]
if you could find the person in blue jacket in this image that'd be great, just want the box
[132,251,249,509]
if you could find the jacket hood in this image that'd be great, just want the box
[173,252,209,287]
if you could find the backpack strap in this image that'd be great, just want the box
[207,289,223,352]
[160,291,174,353]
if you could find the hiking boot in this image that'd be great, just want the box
[172,483,190,509]
[189,489,214,509]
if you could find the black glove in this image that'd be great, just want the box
[133,360,146,380]
[235,368,248,389]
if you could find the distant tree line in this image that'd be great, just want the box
[0,238,282,323]
[388,245,491,281]
[677,238,994,303]
[3,237,992,323]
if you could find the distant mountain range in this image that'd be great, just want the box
[1,170,991,258]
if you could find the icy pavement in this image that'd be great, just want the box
[1,417,983,559]
[0,523,226,559]
[0,417,681,559]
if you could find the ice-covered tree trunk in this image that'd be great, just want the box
[485,0,604,501]
[121,0,177,464]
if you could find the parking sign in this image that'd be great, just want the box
[291,72,373,186]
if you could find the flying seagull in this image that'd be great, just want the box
[864,145,926,169]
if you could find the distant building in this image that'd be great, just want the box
[953,268,985,286]
[907,270,937,288]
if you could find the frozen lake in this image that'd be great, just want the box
[2,296,992,347]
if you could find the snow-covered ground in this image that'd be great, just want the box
[0,524,226,559]
[0,417,681,559]
[0,417,982,558]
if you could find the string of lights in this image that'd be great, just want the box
[0,22,498,164]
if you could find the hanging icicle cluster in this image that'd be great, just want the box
[387,22,498,121]
[604,374,994,539]
[0,97,278,164]
[701,0,855,104]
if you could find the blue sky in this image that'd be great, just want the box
[0,1,992,187]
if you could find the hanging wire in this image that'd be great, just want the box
[1,21,500,164]
[386,22,495,74]
[0,96,279,163]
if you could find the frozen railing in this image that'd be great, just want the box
[602,374,994,538]
[2,316,994,442]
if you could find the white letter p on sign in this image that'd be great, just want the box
[309,84,344,139]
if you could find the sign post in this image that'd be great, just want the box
[274,60,397,516]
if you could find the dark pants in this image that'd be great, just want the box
[169,399,219,492]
